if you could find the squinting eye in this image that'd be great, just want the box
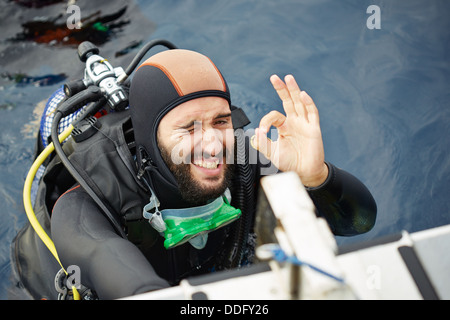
[190,124,201,133]
[215,120,229,126]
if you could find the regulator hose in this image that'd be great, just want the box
[23,127,73,267]
[50,88,127,238]
[119,39,177,83]
[22,124,80,299]
[22,38,179,299]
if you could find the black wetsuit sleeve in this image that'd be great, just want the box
[305,162,377,236]
[254,157,377,236]
[51,186,170,299]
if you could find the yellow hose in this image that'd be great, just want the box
[23,124,80,299]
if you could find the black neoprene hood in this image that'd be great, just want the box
[128,49,231,199]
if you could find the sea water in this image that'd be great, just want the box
[0,0,449,299]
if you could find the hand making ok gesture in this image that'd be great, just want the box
[252,74,329,187]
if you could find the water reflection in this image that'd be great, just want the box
[1,72,67,87]
[12,0,64,9]
[115,39,143,58]
[9,5,129,46]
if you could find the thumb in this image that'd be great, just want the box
[251,128,273,160]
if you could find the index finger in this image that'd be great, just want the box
[259,110,286,133]
[270,74,297,117]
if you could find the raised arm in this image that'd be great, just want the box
[252,74,376,235]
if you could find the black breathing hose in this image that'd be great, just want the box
[51,88,127,238]
[50,39,178,239]
[122,39,177,78]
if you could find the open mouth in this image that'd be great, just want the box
[193,158,220,169]
[192,158,224,178]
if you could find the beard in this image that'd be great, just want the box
[159,144,235,206]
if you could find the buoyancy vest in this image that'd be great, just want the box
[51,110,149,224]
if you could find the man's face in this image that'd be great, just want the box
[157,97,235,205]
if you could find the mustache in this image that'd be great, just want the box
[170,143,234,165]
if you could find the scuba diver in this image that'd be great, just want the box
[12,40,377,300]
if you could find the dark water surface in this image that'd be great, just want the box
[0,0,449,299]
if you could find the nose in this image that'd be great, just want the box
[194,128,223,158]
